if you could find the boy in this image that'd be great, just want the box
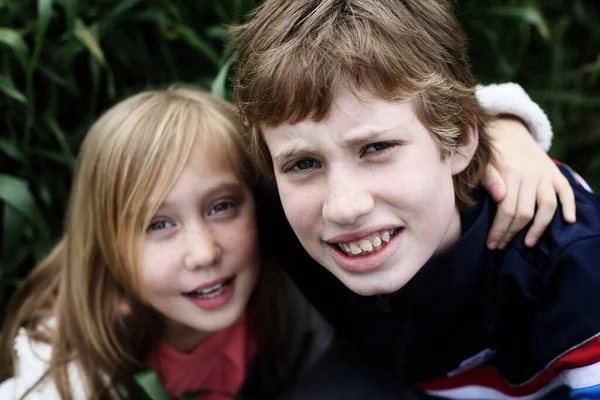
[235,0,600,398]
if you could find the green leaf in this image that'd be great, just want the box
[100,0,143,29]
[486,6,551,41]
[132,370,170,400]
[37,64,75,89]
[74,19,107,67]
[62,0,76,34]
[2,204,27,272]
[44,112,75,166]
[32,0,54,69]
[176,25,220,67]
[0,138,25,163]
[0,27,29,69]
[0,175,47,236]
[30,147,74,166]
[211,53,235,99]
[0,74,27,104]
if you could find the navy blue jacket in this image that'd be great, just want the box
[256,165,600,399]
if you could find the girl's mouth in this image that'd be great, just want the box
[183,277,234,299]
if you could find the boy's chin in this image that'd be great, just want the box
[338,272,412,297]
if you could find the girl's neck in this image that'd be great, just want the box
[163,322,211,353]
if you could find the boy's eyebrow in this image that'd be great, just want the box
[342,126,396,148]
[273,148,305,165]
[272,126,408,165]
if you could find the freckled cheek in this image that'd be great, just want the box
[138,246,182,295]
[279,185,322,233]
[220,215,260,266]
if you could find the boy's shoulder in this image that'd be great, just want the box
[418,167,600,397]
[493,164,600,383]
[509,163,600,262]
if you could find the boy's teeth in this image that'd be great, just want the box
[337,229,398,257]
[382,231,390,242]
[360,240,373,252]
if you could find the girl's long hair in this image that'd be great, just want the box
[0,85,289,399]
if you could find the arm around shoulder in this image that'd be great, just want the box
[476,83,552,151]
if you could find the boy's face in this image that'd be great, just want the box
[262,86,476,296]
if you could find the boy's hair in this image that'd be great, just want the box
[0,86,288,399]
[234,0,493,207]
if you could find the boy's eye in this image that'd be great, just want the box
[363,141,393,154]
[148,220,173,232]
[209,201,235,215]
[291,159,321,172]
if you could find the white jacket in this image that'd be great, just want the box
[0,327,90,399]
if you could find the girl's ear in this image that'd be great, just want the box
[119,298,132,317]
[451,123,479,176]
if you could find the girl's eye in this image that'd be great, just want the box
[209,201,235,215]
[363,141,393,154]
[290,159,321,173]
[148,220,173,232]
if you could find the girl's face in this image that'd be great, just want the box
[138,141,260,352]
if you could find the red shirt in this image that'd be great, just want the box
[145,313,256,399]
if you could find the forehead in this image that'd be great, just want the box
[184,138,242,181]
[261,86,417,145]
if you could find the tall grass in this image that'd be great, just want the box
[0,0,598,316]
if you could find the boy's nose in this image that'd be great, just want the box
[322,172,374,225]
[184,226,222,270]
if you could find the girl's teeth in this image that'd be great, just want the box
[373,236,382,246]
[189,279,231,298]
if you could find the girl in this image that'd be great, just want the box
[0,85,333,399]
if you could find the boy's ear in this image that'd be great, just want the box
[450,123,479,176]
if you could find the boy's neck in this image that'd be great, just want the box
[433,206,463,257]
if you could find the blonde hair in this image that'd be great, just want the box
[0,85,278,399]
[234,0,493,208]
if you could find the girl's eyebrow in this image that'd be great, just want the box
[143,181,245,216]
[202,181,245,198]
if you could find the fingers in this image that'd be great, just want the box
[496,177,537,250]
[555,173,577,223]
[524,180,557,247]
[481,164,507,202]
[487,173,519,250]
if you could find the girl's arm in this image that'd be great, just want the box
[476,83,576,250]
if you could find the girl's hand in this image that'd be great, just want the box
[482,116,576,250]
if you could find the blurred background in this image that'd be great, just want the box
[0,0,598,317]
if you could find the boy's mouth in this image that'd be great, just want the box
[334,228,402,257]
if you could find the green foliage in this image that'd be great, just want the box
[131,369,239,399]
[0,0,598,317]
[458,0,600,189]
[0,0,255,315]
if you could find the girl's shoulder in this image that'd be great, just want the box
[283,272,334,364]
[0,321,88,399]
[274,273,336,384]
